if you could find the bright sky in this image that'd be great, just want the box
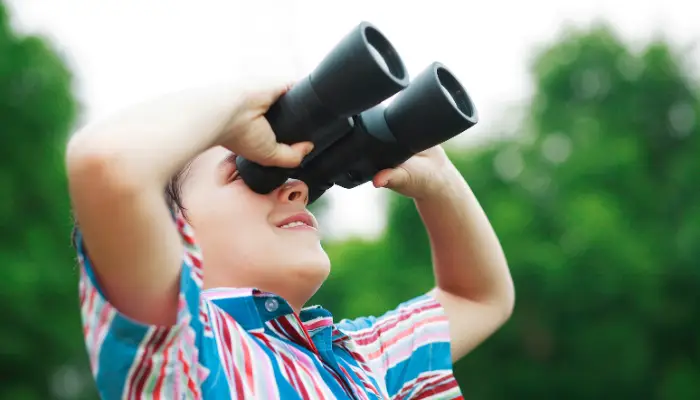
[6,0,698,239]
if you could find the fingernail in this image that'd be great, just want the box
[305,143,314,154]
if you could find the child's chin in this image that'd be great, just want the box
[284,256,331,279]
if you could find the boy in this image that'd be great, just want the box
[67,81,514,399]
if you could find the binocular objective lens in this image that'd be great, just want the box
[365,27,406,80]
[440,83,459,111]
[437,67,475,118]
[368,44,391,77]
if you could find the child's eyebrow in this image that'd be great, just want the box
[218,152,237,170]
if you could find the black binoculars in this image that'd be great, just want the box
[236,21,478,204]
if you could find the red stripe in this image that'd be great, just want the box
[337,364,365,399]
[226,323,245,396]
[341,348,372,373]
[304,317,333,331]
[86,288,96,317]
[352,303,441,343]
[393,373,435,399]
[152,327,184,398]
[134,329,170,397]
[183,252,203,281]
[180,231,196,247]
[176,218,194,242]
[275,318,306,344]
[293,313,321,354]
[279,351,315,399]
[241,332,255,395]
[395,373,454,400]
[213,309,240,394]
[190,254,203,269]
[127,328,168,399]
[152,336,173,398]
[269,319,297,346]
[257,334,312,400]
[92,300,113,365]
[212,308,236,393]
[365,315,446,361]
[177,347,199,398]
[277,344,326,399]
[82,288,96,338]
[414,376,460,399]
[199,308,211,335]
[276,317,319,354]
[344,363,380,396]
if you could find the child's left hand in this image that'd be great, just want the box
[372,145,463,200]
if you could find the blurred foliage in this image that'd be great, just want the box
[0,3,96,400]
[3,0,700,396]
[314,23,700,399]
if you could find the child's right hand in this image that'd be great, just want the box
[220,82,314,168]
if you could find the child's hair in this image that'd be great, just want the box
[70,165,191,249]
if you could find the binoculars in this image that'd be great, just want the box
[236,21,478,204]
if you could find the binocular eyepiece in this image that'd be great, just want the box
[236,21,478,203]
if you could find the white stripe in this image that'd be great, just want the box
[121,327,158,400]
[201,287,254,300]
[208,304,237,397]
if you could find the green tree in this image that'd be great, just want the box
[315,23,700,399]
[0,3,94,399]
[4,0,699,396]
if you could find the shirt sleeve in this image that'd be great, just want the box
[335,294,462,399]
[77,214,210,400]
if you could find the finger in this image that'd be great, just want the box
[260,141,314,168]
[372,167,410,188]
[249,80,295,108]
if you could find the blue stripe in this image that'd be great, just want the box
[260,329,354,399]
[95,317,149,399]
[384,341,452,397]
[199,336,231,397]
[75,230,104,299]
[335,349,384,398]
[180,263,203,338]
[335,294,434,334]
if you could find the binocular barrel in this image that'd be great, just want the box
[236,21,409,194]
[298,63,477,203]
[236,21,479,202]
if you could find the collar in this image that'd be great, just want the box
[201,287,350,350]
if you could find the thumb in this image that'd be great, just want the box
[373,167,410,189]
[260,141,314,168]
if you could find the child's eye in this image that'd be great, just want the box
[228,170,241,183]
[223,153,242,183]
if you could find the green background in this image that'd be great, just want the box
[1,2,698,398]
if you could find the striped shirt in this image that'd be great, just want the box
[77,214,462,399]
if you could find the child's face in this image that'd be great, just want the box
[180,146,331,303]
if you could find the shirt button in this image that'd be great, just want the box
[264,298,279,313]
